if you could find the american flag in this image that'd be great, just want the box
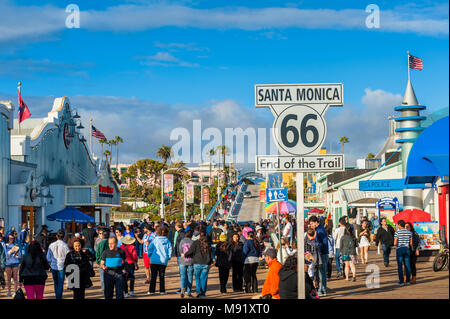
[92,125,106,139]
[409,55,423,71]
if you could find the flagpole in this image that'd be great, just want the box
[407,51,410,83]
[17,82,21,135]
[90,118,93,157]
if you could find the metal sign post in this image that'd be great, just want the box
[296,172,305,299]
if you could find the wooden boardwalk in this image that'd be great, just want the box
[1,245,447,299]
[322,246,449,299]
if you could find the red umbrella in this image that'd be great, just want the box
[392,209,431,225]
[307,208,324,214]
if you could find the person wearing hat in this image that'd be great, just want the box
[261,247,282,299]
[214,233,232,294]
[119,234,138,297]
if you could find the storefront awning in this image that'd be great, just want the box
[406,116,449,185]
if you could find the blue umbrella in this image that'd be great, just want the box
[47,206,94,223]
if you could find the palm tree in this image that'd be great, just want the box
[114,136,123,170]
[99,138,107,157]
[103,150,111,165]
[108,139,117,166]
[339,136,349,154]
[208,148,215,185]
[216,145,230,184]
[157,145,173,165]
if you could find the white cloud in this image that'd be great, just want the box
[139,51,200,67]
[0,1,447,43]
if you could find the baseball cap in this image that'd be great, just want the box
[263,248,277,259]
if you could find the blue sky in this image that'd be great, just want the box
[0,0,448,169]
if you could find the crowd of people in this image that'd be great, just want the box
[0,199,424,299]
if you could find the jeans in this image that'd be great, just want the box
[396,247,411,283]
[124,263,135,294]
[104,270,124,299]
[211,245,216,261]
[99,267,105,293]
[318,254,329,294]
[51,269,65,299]
[179,264,194,294]
[335,248,342,274]
[193,264,210,296]
[382,244,392,264]
[149,264,167,293]
[136,242,143,258]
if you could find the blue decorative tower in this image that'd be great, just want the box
[394,52,426,210]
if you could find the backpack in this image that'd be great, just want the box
[181,242,192,262]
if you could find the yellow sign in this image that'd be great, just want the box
[260,182,266,189]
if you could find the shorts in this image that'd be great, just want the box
[342,255,357,264]
[143,253,151,268]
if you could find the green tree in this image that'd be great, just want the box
[339,136,349,154]
[156,145,173,165]
[366,153,375,159]
[208,148,215,185]
[114,136,123,170]
[216,145,230,184]
[99,138,107,160]
[103,150,111,165]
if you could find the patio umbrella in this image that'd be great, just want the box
[265,201,296,214]
[307,208,324,214]
[47,206,94,223]
[392,208,431,225]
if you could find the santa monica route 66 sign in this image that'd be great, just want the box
[254,83,345,173]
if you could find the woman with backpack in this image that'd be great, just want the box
[215,233,233,294]
[19,240,49,299]
[120,235,138,297]
[242,231,260,294]
[182,231,212,298]
[63,238,95,299]
[340,223,358,282]
[178,230,194,298]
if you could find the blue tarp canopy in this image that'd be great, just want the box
[47,206,94,223]
[406,116,449,185]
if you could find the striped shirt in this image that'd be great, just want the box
[394,229,412,249]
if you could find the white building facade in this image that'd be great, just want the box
[0,97,120,237]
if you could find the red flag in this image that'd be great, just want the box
[18,88,31,123]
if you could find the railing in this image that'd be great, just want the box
[227,183,247,222]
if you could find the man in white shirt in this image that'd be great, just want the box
[46,229,69,299]
[332,217,347,279]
